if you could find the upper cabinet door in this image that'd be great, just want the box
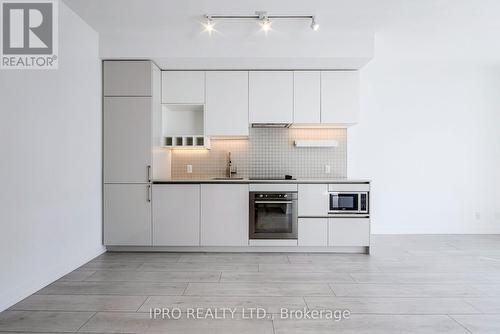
[103,61,152,97]
[321,71,360,125]
[293,71,320,124]
[104,97,152,183]
[205,71,249,136]
[162,71,205,104]
[249,71,293,124]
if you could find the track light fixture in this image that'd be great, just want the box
[202,11,319,34]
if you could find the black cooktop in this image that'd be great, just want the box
[249,176,296,180]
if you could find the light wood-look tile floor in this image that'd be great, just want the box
[2,235,500,333]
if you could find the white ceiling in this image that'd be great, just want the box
[63,0,500,34]
[63,0,500,68]
[64,0,382,32]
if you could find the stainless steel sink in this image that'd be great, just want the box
[211,177,244,180]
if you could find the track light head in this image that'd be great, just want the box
[311,16,319,31]
[259,17,272,32]
[203,15,215,33]
[256,11,272,32]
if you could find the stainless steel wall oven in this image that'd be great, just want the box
[249,192,298,239]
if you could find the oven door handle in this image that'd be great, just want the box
[254,201,293,204]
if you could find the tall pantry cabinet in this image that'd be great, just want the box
[103,60,165,246]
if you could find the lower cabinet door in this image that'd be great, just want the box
[200,184,249,246]
[104,184,152,246]
[152,184,200,246]
[298,218,328,246]
[328,218,370,246]
[298,184,328,216]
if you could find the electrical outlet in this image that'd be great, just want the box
[474,212,481,221]
[187,165,193,173]
[495,211,500,221]
[325,165,331,174]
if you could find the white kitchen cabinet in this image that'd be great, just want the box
[321,71,360,125]
[205,71,249,136]
[162,71,205,104]
[151,65,171,180]
[104,97,152,183]
[298,184,329,216]
[298,218,328,246]
[103,60,152,97]
[328,218,370,246]
[293,71,321,124]
[200,184,249,246]
[152,184,200,246]
[104,184,152,246]
[249,71,293,124]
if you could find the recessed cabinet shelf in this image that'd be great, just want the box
[161,103,210,149]
[163,136,210,149]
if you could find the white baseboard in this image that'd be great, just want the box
[106,245,369,253]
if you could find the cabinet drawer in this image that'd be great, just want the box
[328,183,370,192]
[328,218,370,247]
[249,183,298,192]
[298,184,328,216]
[298,218,328,246]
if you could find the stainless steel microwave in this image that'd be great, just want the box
[329,192,368,214]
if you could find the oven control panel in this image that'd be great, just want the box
[256,193,289,199]
[253,192,298,200]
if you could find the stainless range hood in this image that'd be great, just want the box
[251,123,291,128]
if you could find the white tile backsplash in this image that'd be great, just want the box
[171,128,347,179]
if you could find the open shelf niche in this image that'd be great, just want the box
[161,104,210,149]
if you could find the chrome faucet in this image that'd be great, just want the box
[226,152,237,178]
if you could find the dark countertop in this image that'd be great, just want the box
[152,178,370,184]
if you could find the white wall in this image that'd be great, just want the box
[0,2,103,311]
[349,36,500,233]
[98,29,373,70]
